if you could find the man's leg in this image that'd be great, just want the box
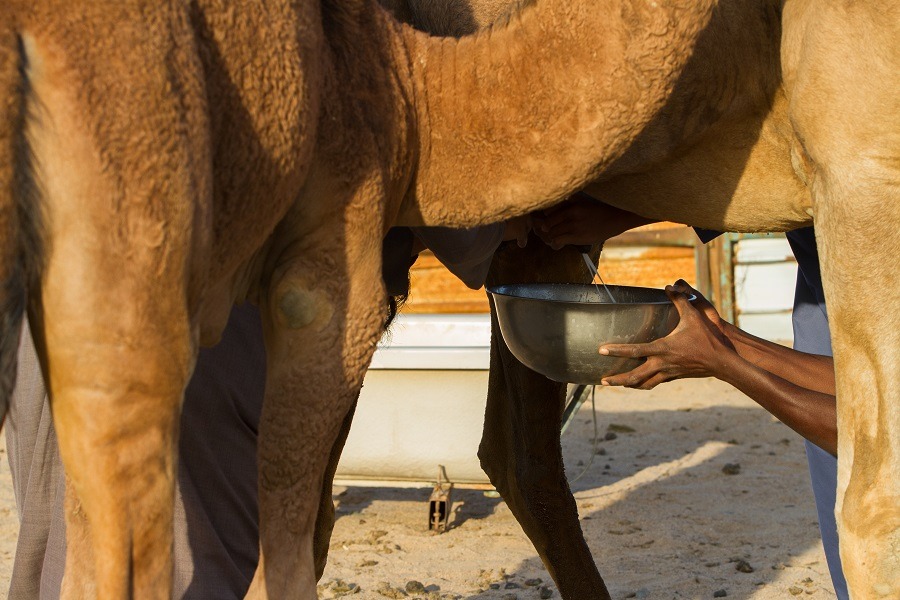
[805,441,849,599]
[787,228,847,599]
[6,319,66,599]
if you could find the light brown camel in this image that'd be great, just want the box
[350,0,898,596]
[380,2,897,597]
[1,1,897,599]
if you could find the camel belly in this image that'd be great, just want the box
[588,94,813,233]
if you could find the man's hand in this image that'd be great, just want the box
[597,282,839,455]
[668,279,728,335]
[503,215,532,248]
[532,192,655,250]
[597,284,739,389]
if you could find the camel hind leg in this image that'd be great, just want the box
[0,23,40,423]
[21,14,211,596]
[312,398,359,580]
[481,241,611,600]
[784,1,900,595]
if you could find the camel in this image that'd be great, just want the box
[381,2,896,598]
[373,0,897,596]
[0,1,897,599]
[0,1,326,596]
[308,3,628,599]
[307,1,897,598]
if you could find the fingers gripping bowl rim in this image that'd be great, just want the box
[487,283,695,384]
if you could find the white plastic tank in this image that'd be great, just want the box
[334,313,494,487]
[734,237,798,343]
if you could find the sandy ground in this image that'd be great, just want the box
[0,378,835,599]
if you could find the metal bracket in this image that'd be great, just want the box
[428,465,453,533]
[561,384,594,435]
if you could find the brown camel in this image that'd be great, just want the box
[0,0,327,596]
[0,0,897,598]
[309,3,613,599]
[381,2,897,597]
[369,0,897,596]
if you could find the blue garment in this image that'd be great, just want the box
[381,225,505,296]
[785,227,848,600]
[693,228,722,244]
[412,224,505,289]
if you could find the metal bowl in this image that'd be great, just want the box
[487,283,687,384]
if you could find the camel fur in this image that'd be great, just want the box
[0,0,897,598]
[0,0,327,596]
[386,2,898,597]
[309,3,614,598]
[371,0,898,595]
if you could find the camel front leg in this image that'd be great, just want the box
[813,175,900,597]
[783,2,900,595]
[817,199,900,598]
[480,242,610,600]
[246,230,384,600]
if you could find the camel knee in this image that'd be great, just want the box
[838,454,900,597]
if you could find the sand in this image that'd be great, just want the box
[0,379,835,599]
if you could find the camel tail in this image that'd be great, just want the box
[0,28,42,423]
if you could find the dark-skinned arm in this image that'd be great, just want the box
[703,348,836,455]
[665,279,835,396]
[599,282,837,456]
[720,322,835,395]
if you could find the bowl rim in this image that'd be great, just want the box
[486,282,694,306]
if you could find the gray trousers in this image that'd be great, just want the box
[6,304,265,599]
[788,227,848,600]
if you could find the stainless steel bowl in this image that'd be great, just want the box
[488,283,687,384]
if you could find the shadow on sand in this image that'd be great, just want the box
[332,392,830,599]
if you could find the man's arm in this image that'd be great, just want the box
[531,191,656,249]
[710,348,836,455]
[599,282,837,456]
[722,323,835,396]
[669,278,836,396]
